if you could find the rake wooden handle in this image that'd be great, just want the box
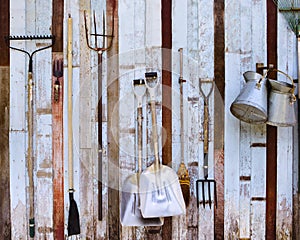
[27,71,34,223]
[67,15,74,190]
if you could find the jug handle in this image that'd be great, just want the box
[256,69,270,89]
[268,69,296,103]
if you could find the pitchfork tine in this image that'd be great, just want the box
[93,11,98,47]
[103,11,106,49]
[208,181,212,209]
[202,181,205,208]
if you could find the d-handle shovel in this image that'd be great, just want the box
[120,79,164,226]
[139,72,186,218]
[196,79,217,209]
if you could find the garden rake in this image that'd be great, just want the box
[5,34,54,238]
[84,4,115,221]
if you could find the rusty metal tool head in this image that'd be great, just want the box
[83,8,114,54]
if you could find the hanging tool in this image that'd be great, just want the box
[67,14,80,236]
[139,72,186,218]
[83,3,115,221]
[177,48,190,207]
[196,79,217,209]
[5,34,54,238]
[120,79,164,226]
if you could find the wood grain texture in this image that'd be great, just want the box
[0,0,10,238]
[266,1,277,239]
[107,0,120,239]
[161,0,173,238]
[52,55,64,240]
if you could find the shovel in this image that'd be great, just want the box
[139,72,186,218]
[120,79,163,226]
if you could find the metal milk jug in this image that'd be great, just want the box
[267,70,296,127]
[230,71,268,124]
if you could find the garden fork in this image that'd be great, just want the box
[83,5,115,221]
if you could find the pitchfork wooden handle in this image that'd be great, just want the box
[203,104,209,153]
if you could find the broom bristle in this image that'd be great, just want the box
[178,163,190,207]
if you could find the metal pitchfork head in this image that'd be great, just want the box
[84,8,114,54]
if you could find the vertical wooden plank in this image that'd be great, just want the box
[250,1,267,239]
[107,0,120,239]
[266,1,277,239]
[172,0,188,239]
[224,0,241,238]
[213,1,225,237]
[161,0,173,238]
[34,0,54,238]
[277,16,294,238]
[197,1,215,239]
[52,55,64,240]
[52,0,64,239]
[0,0,10,239]
[9,1,27,238]
[186,1,200,239]
[118,0,135,238]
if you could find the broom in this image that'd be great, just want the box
[67,14,80,236]
[177,48,190,207]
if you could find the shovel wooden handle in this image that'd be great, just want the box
[150,100,160,168]
[137,107,143,174]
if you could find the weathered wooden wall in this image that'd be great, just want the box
[5,0,299,239]
[0,0,10,239]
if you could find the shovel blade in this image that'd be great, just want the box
[120,174,164,226]
[140,165,186,218]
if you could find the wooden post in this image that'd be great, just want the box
[214,0,225,239]
[107,0,120,239]
[52,1,64,239]
[266,0,277,239]
[0,0,10,239]
[161,0,172,239]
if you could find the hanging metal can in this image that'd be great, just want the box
[267,69,296,127]
[230,71,268,124]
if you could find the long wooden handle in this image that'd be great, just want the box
[179,48,185,163]
[298,36,300,98]
[28,71,34,219]
[150,100,160,168]
[203,104,209,154]
[67,15,74,190]
[137,107,143,175]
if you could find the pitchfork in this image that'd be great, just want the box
[196,79,217,209]
[83,6,115,221]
